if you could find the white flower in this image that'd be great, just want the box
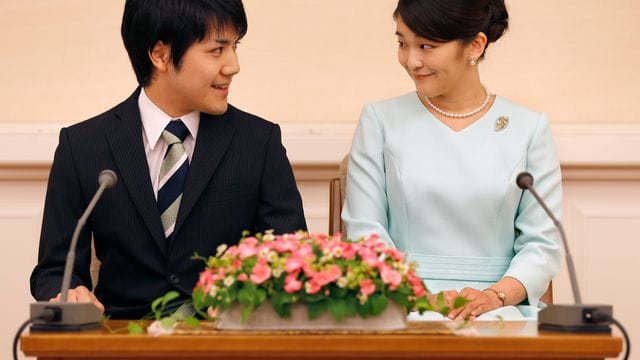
[223,276,235,287]
[209,285,219,297]
[337,277,348,288]
[398,263,409,275]
[259,247,269,257]
[263,230,275,241]
[267,251,278,263]
[147,320,176,336]
[332,246,343,257]
[357,293,368,304]
[272,267,283,278]
[216,244,228,257]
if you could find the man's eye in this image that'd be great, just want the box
[397,41,405,48]
[420,44,433,50]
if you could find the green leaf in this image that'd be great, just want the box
[345,296,358,317]
[127,322,144,335]
[300,293,326,303]
[307,300,328,319]
[271,292,294,318]
[191,287,206,312]
[387,291,410,307]
[151,297,164,315]
[414,296,434,313]
[238,286,257,306]
[241,305,254,323]
[370,294,388,316]
[256,288,267,304]
[453,296,470,309]
[160,317,176,328]
[161,291,180,308]
[356,299,371,318]
[184,317,200,328]
[329,298,348,321]
[436,292,446,309]
[330,286,348,298]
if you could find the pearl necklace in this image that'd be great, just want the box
[425,83,491,119]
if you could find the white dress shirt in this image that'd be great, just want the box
[138,88,200,198]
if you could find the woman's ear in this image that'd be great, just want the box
[148,41,172,73]
[467,32,488,64]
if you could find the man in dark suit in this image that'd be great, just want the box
[30,0,306,319]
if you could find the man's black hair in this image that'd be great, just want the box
[122,0,247,86]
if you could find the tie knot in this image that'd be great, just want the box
[163,120,189,144]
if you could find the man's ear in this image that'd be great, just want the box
[149,41,172,73]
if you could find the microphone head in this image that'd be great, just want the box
[98,169,118,188]
[516,172,534,189]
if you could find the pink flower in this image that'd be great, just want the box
[284,271,302,293]
[297,244,314,258]
[250,258,271,284]
[359,247,379,267]
[275,237,295,253]
[407,272,422,287]
[360,278,376,296]
[413,284,426,297]
[310,264,342,287]
[385,248,405,262]
[196,269,214,293]
[305,280,321,294]
[341,243,356,260]
[380,264,402,290]
[238,242,257,260]
[237,273,248,282]
[285,254,305,273]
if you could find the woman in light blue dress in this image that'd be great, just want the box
[342,0,562,320]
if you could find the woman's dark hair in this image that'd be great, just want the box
[393,0,508,58]
[121,0,248,86]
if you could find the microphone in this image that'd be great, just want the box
[516,172,612,333]
[30,169,118,331]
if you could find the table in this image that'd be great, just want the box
[21,320,622,359]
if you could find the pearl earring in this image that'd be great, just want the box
[469,58,477,66]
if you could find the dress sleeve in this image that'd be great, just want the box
[342,104,395,246]
[503,114,563,307]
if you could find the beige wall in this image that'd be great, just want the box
[1,0,639,125]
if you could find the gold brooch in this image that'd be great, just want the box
[495,116,509,131]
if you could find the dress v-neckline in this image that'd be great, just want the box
[414,92,500,134]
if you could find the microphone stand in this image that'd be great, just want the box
[516,172,612,333]
[30,170,117,331]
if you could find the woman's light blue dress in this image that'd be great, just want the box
[342,92,563,319]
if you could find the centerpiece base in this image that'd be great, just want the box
[217,302,407,330]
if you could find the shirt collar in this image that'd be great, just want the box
[138,88,200,151]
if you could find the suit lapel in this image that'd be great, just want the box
[173,111,235,239]
[107,89,167,255]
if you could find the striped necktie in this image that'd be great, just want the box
[158,120,190,239]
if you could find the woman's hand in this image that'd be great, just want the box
[428,289,460,311]
[447,287,503,321]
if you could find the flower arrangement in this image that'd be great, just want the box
[190,231,450,323]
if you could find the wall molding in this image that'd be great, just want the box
[2,123,640,180]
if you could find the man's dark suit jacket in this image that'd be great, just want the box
[30,89,307,318]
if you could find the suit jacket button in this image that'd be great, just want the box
[168,274,180,285]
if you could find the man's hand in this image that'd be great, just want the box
[50,285,105,313]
